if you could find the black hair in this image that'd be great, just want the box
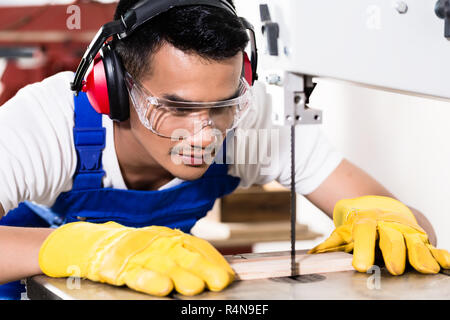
[113,0,249,81]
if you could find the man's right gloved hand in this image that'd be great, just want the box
[308,196,450,275]
[38,221,235,296]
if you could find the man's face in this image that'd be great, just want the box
[128,43,243,180]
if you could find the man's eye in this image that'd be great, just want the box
[170,107,194,115]
[210,106,235,115]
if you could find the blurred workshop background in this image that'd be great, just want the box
[0,0,448,254]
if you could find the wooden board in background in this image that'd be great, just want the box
[220,185,291,222]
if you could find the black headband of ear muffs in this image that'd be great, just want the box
[71,0,258,94]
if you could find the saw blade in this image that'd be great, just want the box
[290,124,296,277]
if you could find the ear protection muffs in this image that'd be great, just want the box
[82,44,130,121]
[72,0,258,122]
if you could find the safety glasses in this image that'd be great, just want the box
[124,72,253,139]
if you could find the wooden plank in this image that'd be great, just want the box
[225,250,354,280]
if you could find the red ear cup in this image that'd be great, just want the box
[243,52,253,85]
[81,45,130,122]
[82,53,111,116]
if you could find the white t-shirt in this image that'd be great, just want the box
[0,72,343,214]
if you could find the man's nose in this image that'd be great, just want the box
[187,124,217,149]
[184,111,217,148]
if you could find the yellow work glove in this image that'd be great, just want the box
[308,196,450,275]
[39,221,235,296]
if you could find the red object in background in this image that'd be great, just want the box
[0,0,117,105]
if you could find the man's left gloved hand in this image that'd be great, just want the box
[308,196,450,275]
[38,221,235,296]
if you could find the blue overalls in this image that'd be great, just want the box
[0,91,240,300]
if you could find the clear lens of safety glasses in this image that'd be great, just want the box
[125,72,253,139]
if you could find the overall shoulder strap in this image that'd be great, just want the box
[72,91,106,190]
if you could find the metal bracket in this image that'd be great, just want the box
[264,71,322,126]
[284,72,322,126]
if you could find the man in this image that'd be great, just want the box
[0,0,447,299]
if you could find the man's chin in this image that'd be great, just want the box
[170,163,211,181]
